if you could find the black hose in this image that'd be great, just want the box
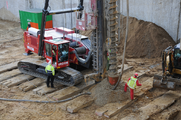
[0,92,91,103]
[75,47,86,54]
[73,50,92,64]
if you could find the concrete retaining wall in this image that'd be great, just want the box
[0,0,180,42]
[121,0,181,42]
[0,0,90,29]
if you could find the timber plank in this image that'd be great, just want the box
[33,85,45,94]
[37,87,57,96]
[153,108,180,120]
[67,99,94,113]
[78,80,95,90]
[137,70,148,79]
[60,101,70,111]
[95,103,117,116]
[48,86,79,101]
[60,95,94,113]
[0,74,34,87]
[104,100,135,118]
[0,61,18,74]
[0,69,21,82]
[18,78,45,92]
[95,100,135,118]
[134,77,153,97]
[121,91,181,120]
[95,77,153,118]
[33,84,62,96]
[121,114,138,120]
[33,84,55,95]
[48,80,95,101]
[139,90,181,120]
[118,64,133,73]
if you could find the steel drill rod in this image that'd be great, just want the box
[113,0,129,90]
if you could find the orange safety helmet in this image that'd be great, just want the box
[134,73,138,77]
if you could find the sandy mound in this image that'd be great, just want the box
[118,17,176,58]
[90,79,129,106]
[78,16,176,59]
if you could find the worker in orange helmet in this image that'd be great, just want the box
[124,73,142,100]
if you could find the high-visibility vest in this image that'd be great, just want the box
[45,64,55,76]
[127,77,137,89]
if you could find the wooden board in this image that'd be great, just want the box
[95,99,135,118]
[32,84,62,96]
[134,77,153,97]
[122,91,181,120]
[18,78,45,92]
[47,80,95,101]
[0,74,34,87]
[0,61,18,74]
[77,80,95,90]
[0,69,21,82]
[118,64,133,74]
[137,70,148,79]
[152,108,180,120]
[95,77,153,118]
[60,95,94,113]
[48,86,80,101]
[104,100,135,118]
[139,90,181,119]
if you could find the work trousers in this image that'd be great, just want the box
[46,73,54,88]
[124,83,134,100]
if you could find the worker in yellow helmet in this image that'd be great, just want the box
[45,60,55,88]
[124,73,142,100]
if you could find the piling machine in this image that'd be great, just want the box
[18,0,110,86]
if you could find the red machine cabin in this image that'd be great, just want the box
[23,27,91,69]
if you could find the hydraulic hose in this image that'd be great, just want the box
[0,92,91,103]
[73,50,92,64]
[113,0,129,90]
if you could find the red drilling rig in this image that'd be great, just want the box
[18,0,108,86]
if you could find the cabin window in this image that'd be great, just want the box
[58,43,69,62]
[174,48,181,69]
[45,43,52,57]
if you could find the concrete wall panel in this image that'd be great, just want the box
[122,0,180,42]
[0,0,181,42]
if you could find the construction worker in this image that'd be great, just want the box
[124,73,142,100]
[45,60,55,88]
[61,45,68,62]
[106,50,110,70]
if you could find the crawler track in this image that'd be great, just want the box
[18,58,83,86]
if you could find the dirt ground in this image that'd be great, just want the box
[0,18,180,120]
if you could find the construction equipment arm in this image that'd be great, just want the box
[38,0,84,56]
[38,0,50,56]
